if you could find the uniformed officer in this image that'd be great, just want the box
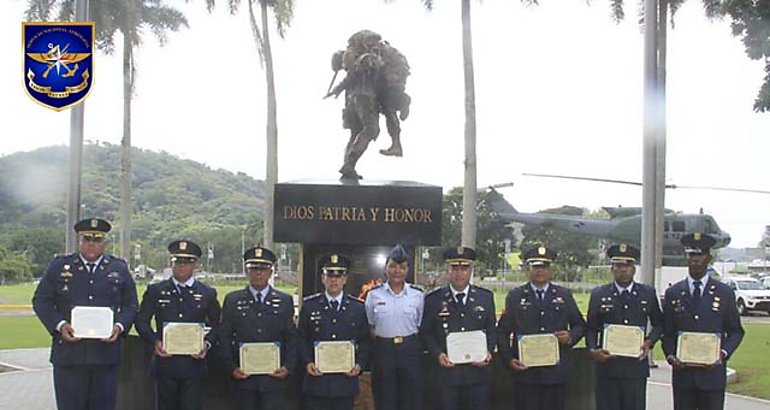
[663,233,744,410]
[364,244,424,410]
[496,246,585,410]
[219,246,297,410]
[420,247,496,410]
[32,218,138,410]
[586,243,663,410]
[136,240,221,410]
[298,253,371,410]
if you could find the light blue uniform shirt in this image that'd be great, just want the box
[365,281,424,338]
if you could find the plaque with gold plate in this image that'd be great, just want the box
[446,330,488,364]
[518,334,560,367]
[71,306,114,339]
[240,342,281,375]
[602,324,645,358]
[677,332,721,365]
[315,340,355,373]
[162,322,205,355]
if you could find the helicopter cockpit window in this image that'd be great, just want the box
[672,221,685,232]
[704,219,717,234]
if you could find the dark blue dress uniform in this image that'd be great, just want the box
[663,233,744,410]
[420,247,497,410]
[218,246,298,410]
[586,243,663,410]
[364,244,425,410]
[32,218,138,410]
[496,246,585,410]
[135,240,221,410]
[298,254,371,410]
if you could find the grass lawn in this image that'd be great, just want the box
[0,316,51,350]
[0,283,39,305]
[725,323,770,399]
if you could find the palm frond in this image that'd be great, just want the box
[702,0,724,19]
[272,0,294,39]
[141,5,189,47]
[610,0,625,23]
[421,0,434,11]
[24,0,57,21]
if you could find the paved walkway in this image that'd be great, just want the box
[1,349,769,410]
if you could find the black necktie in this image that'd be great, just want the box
[621,289,630,299]
[255,292,262,304]
[87,263,96,273]
[693,281,702,304]
[536,289,544,302]
[456,292,465,306]
[330,299,339,311]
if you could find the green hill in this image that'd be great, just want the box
[0,143,265,277]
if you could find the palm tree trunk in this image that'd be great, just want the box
[460,0,477,249]
[120,34,133,262]
[260,0,277,250]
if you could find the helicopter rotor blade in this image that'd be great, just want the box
[523,173,770,195]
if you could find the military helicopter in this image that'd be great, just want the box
[484,174,766,265]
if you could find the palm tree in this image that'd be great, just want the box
[25,0,188,261]
[206,0,293,250]
[418,0,535,249]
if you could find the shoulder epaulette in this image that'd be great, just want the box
[108,254,128,264]
[303,292,322,302]
[426,287,443,296]
[371,283,384,291]
[472,285,493,294]
[346,294,364,303]
[409,284,424,292]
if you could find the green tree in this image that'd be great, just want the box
[24,0,189,262]
[519,205,600,281]
[440,187,512,276]
[0,246,34,285]
[0,227,64,275]
[206,0,294,250]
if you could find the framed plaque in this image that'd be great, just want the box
[446,330,487,364]
[315,340,355,374]
[240,342,281,375]
[71,306,113,339]
[602,324,645,358]
[162,322,204,355]
[518,334,559,367]
[677,332,721,365]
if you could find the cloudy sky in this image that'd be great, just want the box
[3,0,770,249]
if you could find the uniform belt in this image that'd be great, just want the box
[376,334,417,345]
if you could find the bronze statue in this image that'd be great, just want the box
[325,30,411,180]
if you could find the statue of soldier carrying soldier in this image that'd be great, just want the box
[325,30,411,180]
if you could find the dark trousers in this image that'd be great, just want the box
[438,383,490,410]
[305,395,355,410]
[155,377,203,410]
[673,387,726,410]
[53,364,119,410]
[513,383,565,410]
[371,337,422,410]
[236,388,286,410]
[595,377,646,410]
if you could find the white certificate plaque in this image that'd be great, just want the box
[677,332,721,365]
[162,322,204,355]
[240,342,281,375]
[315,340,355,374]
[602,324,645,358]
[518,334,560,367]
[71,306,114,339]
[446,330,488,364]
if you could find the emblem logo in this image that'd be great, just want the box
[620,243,627,252]
[331,254,339,264]
[180,241,187,251]
[90,219,98,228]
[538,246,546,256]
[255,248,263,257]
[23,22,95,111]
[694,232,702,241]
